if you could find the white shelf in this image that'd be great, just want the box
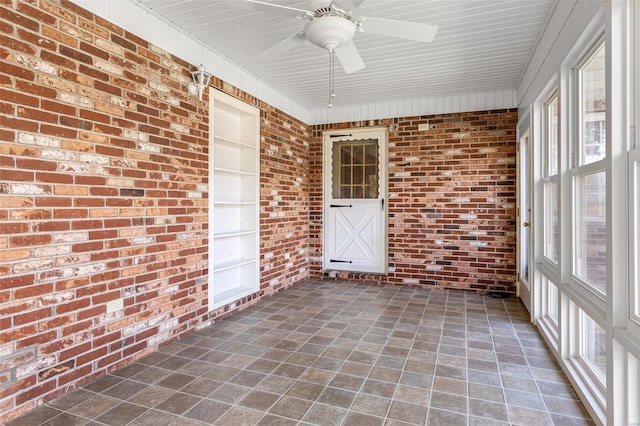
[213,258,255,272]
[209,88,260,311]
[214,134,256,150]
[213,166,256,176]
[213,201,255,205]
[211,286,257,310]
[213,230,255,238]
[213,171,256,203]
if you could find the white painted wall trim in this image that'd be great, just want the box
[309,89,518,125]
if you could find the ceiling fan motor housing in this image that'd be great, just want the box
[304,15,356,51]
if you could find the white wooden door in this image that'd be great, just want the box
[517,122,532,314]
[323,128,387,273]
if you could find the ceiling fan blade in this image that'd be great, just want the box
[227,0,311,18]
[360,17,438,43]
[259,30,307,59]
[332,0,365,11]
[334,41,365,74]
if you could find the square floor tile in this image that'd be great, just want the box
[301,403,348,426]
[269,396,313,420]
[183,399,232,424]
[158,392,202,415]
[387,400,427,425]
[317,387,357,408]
[8,281,593,426]
[238,389,280,411]
[95,402,147,425]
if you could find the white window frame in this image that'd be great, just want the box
[542,93,560,266]
[629,0,640,329]
[578,309,607,385]
[569,35,608,304]
[537,274,559,350]
[566,303,607,419]
[528,3,640,424]
[631,149,640,326]
[624,349,640,424]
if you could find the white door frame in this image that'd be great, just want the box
[517,111,533,315]
[322,127,388,274]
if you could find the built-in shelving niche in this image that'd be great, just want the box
[208,89,260,310]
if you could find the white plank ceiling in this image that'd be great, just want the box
[135,0,556,111]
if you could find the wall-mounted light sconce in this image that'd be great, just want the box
[187,65,211,101]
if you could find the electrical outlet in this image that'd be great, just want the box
[106,298,123,313]
[418,123,429,131]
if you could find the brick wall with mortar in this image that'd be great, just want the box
[0,0,310,422]
[310,112,518,292]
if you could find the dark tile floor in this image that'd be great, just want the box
[7,280,594,425]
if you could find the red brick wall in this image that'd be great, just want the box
[258,100,311,291]
[0,1,309,422]
[310,112,518,292]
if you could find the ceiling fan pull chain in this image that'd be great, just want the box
[328,49,335,108]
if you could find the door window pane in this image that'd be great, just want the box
[580,310,606,384]
[574,171,606,294]
[333,140,379,199]
[544,181,559,262]
[579,44,606,165]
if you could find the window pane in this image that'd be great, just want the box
[353,145,364,164]
[333,140,379,199]
[341,165,352,185]
[365,144,377,164]
[544,181,559,262]
[547,96,559,176]
[635,160,640,318]
[354,165,363,183]
[341,145,352,163]
[548,279,559,324]
[574,171,606,294]
[580,44,606,165]
[580,310,606,383]
[541,276,559,327]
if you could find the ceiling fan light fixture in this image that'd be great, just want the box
[304,15,356,51]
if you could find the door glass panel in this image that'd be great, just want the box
[574,170,606,294]
[365,144,377,163]
[341,166,351,184]
[580,44,606,165]
[353,145,364,164]
[333,140,379,199]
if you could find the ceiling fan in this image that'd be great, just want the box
[231,0,439,75]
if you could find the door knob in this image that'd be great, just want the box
[523,222,530,227]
